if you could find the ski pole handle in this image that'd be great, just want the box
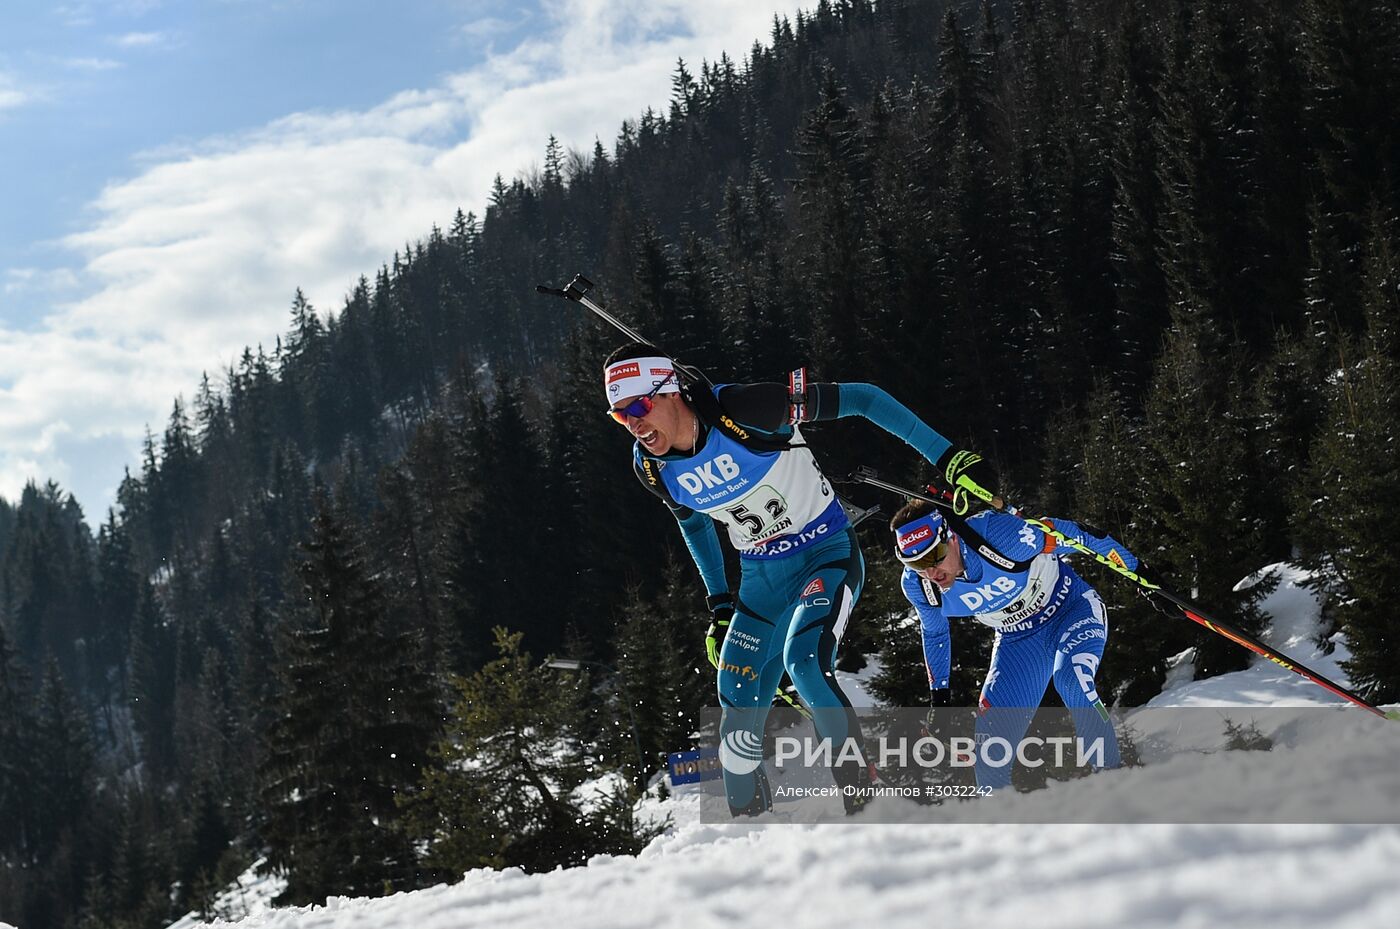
[536,272,651,346]
[537,272,717,398]
[564,274,594,299]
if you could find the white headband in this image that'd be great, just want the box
[604,355,681,405]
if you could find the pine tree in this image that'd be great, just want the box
[1302,208,1400,700]
[612,558,712,783]
[1060,382,1167,706]
[1254,332,1329,551]
[31,659,96,856]
[160,397,202,553]
[670,58,696,127]
[403,628,659,877]
[128,580,177,781]
[0,623,35,861]
[95,511,140,695]
[258,497,438,905]
[1135,317,1275,682]
[1299,0,1400,331]
[1105,3,1169,386]
[374,463,452,675]
[439,374,559,664]
[791,66,871,376]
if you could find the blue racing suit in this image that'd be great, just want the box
[633,382,952,814]
[901,512,1133,788]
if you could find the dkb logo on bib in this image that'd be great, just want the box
[959,575,1018,611]
[677,454,741,494]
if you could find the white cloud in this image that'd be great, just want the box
[63,56,125,71]
[54,4,98,27]
[459,15,524,41]
[0,72,33,111]
[0,0,800,511]
[59,0,164,22]
[112,30,170,47]
[5,267,82,295]
[56,0,165,27]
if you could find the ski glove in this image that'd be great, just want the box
[935,448,1000,515]
[1130,558,1162,590]
[705,593,736,669]
[1132,562,1176,616]
[921,688,953,737]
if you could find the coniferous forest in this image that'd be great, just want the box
[2,0,1398,925]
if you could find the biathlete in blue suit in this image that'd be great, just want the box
[890,498,1135,789]
[603,345,996,816]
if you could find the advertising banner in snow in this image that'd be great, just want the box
[684,706,1400,823]
[668,747,722,785]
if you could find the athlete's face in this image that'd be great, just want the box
[915,535,962,591]
[612,390,696,455]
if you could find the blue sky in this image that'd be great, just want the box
[0,0,796,517]
[2,0,537,325]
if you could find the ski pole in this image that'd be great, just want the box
[774,684,812,720]
[537,274,649,344]
[847,466,1395,720]
[851,467,1158,588]
[537,274,712,389]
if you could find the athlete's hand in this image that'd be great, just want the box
[1125,559,1181,615]
[1132,562,1176,616]
[705,593,735,669]
[921,688,953,737]
[935,448,1001,515]
[1130,558,1162,590]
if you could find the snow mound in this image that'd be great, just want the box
[167,859,284,929]
[183,815,1400,929]
[175,563,1400,929]
[1149,563,1354,709]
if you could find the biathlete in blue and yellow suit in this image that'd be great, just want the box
[603,345,995,816]
[890,498,1134,788]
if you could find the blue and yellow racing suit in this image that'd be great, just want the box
[633,381,953,814]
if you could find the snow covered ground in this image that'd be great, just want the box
[1147,563,1359,709]
[173,564,1400,929]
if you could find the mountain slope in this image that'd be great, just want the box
[175,564,1400,929]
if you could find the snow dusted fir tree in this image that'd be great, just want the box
[612,557,713,786]
[257,495,439,906]
[400,627,659,878]
[1302,208,1400,702]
